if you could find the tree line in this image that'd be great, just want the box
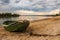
[0,13,20,18]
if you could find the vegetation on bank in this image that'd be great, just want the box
[56,13,60,16]
[0,13,20,18]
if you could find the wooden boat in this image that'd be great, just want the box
[3,20,30,32]
[3,21,17,25]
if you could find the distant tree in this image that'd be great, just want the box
[56,14,59,16]
[0,13,20,18]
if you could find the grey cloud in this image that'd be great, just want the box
[15,0,21,3]
[0,0,10,5]
[0,0,60,12]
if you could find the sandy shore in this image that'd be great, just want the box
[29,16,60,35]
[0,16,60,40]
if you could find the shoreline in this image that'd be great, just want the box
[0,16,60,40]
[30,16,60,23]
[30,16,55,23]
[29,16,60,35]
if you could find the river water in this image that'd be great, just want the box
[0,16,52,25]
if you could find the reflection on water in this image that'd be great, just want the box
[18,16,52,21]
[0,17,19,25]
[0,16,52,25]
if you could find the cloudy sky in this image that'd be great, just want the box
[0,0,60,12]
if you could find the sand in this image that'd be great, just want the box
[0,16,60,40]
[29,16,60,35]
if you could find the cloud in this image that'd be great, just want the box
[15,0,60,12]
[0,0,60,12]
[15,9,60,15]
[0,0,10,5]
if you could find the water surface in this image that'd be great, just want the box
[0,16,52,25]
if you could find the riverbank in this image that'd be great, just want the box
[0,16,60,40]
